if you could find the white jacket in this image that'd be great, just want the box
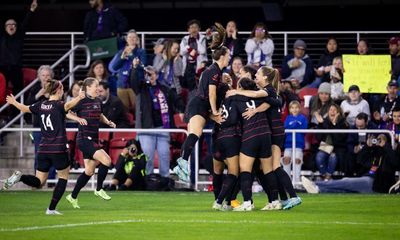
[245,38,274,67]
[180,34,208,72]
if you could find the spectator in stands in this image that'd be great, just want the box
[329,56,345,103]
[282,100,308,184]
[150,38,165,66]
[281,39,314,89]
[65,81,82,103]
[302,133,398,193]
[0,0,37,95]
[312,37,341,88]
[83,0,128,42]
[180,19,207,91]
[309,82,334,126]
[106,139,147,191]
[131,66,185,179]
[340,85,370,126]
[26,65,56,184]
[153,40,184,96]
[109,29,146,112]
[314,103,348,181]
[245,22,274,68]
[372,80,400,129]
[388,37,400,81]
[87,60,117,96]
[224,21,243,66]
[98,81,130,128]
[279,80,300,121]
[356,39,372,55]
[346,112,377,177]
[226,56,244,89]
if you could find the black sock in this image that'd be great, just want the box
[263,172,279,201]
[212,173,223,200]
[256,170,272,202]
[277,178,288,201]
[240,172,252,202]
[230,176,241,200]
[71,173,91,199]
[217,174,237,204]
[48,178,67,210]
[274,167,297,198]
[181,134,199,161]
[97,164,109,191]
[20,174,41,188]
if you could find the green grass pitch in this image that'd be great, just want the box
[0,191,399,240]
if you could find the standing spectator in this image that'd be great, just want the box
[224,21,243,66]
[388,37,400,81]
[180,19,207,91]
[131,66,184,179]
[87,60,117,96]
[83,0,128,42]
[372,80,400,129]
[149,38,165,66]
[282,100,308,184]
[245,22,274,68]
[0,0,38,95]
[314,104,348,181]
[340,85,370,126]
[109,29,147,113]
[312,37,341,88]
[281,39,314,89]
[97,81,130,128]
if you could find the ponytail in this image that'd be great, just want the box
[209,22,229,61]
[45,79,62,96]
[81,77,98,92]
[259,66,280,92]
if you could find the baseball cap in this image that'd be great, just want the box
[152,38,165,46]
[388,80,398,87]
[348,85,360,92]
[388,37,399,45]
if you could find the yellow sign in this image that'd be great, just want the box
[342,55,391,93]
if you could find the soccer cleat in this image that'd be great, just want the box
[282,197,302,210]
[173,165,190,183]
[212,201,223,211]
[66,194,80,209]
[389,179,400,194]
[302,176,319,194]
[2,170,22,190]
[94,189,111,201]
[46,209,63,215]
[230,199,241,208]
[177,157,189,175]
[222,202,233,211]
[232,200,253,212]
[260,200,282,211]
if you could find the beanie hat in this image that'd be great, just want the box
[318,82,331,94]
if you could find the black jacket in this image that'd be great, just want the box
[100,95,130,128]
[316,116,349,149]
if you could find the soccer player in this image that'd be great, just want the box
[174,23,230,182]
[3,79,85,214]
[66,77,116,209]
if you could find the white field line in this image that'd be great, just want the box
[1,219,400,232]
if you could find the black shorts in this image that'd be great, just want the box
[37,153,70,172]
[270,118,285,149]
[212,136,241,162]
[185,96,210,122]
[77,138,100,160]
[271,134,285,149]
[241,134,272,159]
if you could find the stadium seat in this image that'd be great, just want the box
[22,68,37,87]
[174,113,187,129]
[98,131,110,151]
[298,87,318,107]
[127,113,135,126]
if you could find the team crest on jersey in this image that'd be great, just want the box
[93,105,99,109]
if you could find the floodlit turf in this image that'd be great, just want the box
[0,191,399,240]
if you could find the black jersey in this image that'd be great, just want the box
[73,97,103,142]
[196,63,223,100]
[229,95,271,142]
[212,96,241,141]
[29,100,67,154]
[263,84,285,139]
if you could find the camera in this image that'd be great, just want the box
[371,138,379,145]
[128,145,137,155]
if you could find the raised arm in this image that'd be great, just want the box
[64,91,85,112]
[6,94,31,113]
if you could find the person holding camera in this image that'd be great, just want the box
[302,133,399,193]
[106,139,147,191]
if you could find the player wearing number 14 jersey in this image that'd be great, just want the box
[3,80,85,215]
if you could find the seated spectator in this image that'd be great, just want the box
[224,21,243,66]
[302,133,398,193]
[109,29,146,112]
[372,80,400,129]
[105,139,147,191]
[281,39,314,89]
[309,82,334,127]
[87,60,117,96]
[329,56,345,103]
[346,113,377,177]
[314,104,349,181]
[312,37,341,88]
[226,56,243,89]
[340,85,370,126]
[282,100,308,184]
[97,81,130,128]
[131,66,185,178]
[388,37,400,81]
[245,22,274,68]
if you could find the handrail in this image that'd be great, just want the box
[0,44,91,113]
